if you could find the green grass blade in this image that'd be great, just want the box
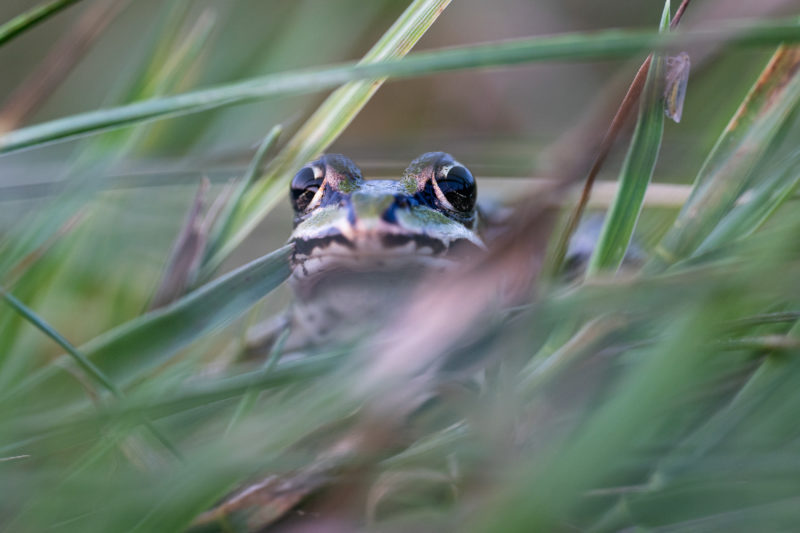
[3,18,800,155]
[695,147,800,255]
[0,0,84,48]
[3,244,292,405]
[649,46,800,271]
[1,287,182,459]
[586,0,669,274]
[473,306,717,532]
[199,124,282,279]
[200,0,452,271]
[1,288,118,396]
[0,5,214,284]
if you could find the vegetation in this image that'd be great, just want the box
[1,0,800,531]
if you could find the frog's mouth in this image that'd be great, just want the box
[290,229,482,281]
[289,206,485,282]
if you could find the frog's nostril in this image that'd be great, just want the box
[345,198,357,226]
[382,204,398,224]
[393,194,410,208]
[382,195,411,224]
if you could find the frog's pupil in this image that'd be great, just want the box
[290,167,322,212]
[439,165,476,212]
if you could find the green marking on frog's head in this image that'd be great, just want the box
[287,153,484,281]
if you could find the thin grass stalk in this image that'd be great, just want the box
[199,125,282,279]
[586,1,670,274]
[0,0,85,47]
[1,244,293,406]
[3,18,800,155]
[0,0,132,133]
[543,0,693,279]
[0,287,182,459]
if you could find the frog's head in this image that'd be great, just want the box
[288,152,485,284]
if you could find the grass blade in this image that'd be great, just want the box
[695,146,800,255]
[586,1,669,274]
[0,0,132,132]
[0,0,85,47]
[649,45,800,271]
[1,287,182,458]
[1,288,117,395]
[3,18,800,155]
[543,0,693,279]
[199,124,282,278]
[3,244,292,405]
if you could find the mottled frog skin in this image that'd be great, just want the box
[283,152,485,349]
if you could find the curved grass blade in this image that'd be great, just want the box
[201,0,452,273]
[649,45,800,271]
[2,244,293,405]
[586,0,670,275]
[199,124,282,279]
[1,287,181,458]
[3,18,800,155]
[0,0,85,47]
[10,352,342,442]
[695,145,800,255]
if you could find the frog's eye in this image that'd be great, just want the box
[436,165,476,212]
[290,166,323,212]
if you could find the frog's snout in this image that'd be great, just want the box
[345,191,409,230]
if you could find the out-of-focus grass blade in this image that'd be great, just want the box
[649,45,800,271]
[695,146,800,255]
[201,0,452,272]
[0,5,213,284]
[473,305,717,532]
[0,0,84,47]
[11,352,342,442]
[586,0,669,274]
[4,18,800,155]
[199,124,282,280]
[1,288,117,395]
[224,327,289,435]
[3,244,292,405]
[0,0,132,133]
[1,287,182,458]
[149,178,211,309]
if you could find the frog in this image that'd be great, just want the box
[246,151,488,355]
[192,152,487,532]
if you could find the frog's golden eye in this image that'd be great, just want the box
[290,166,323,212]
[436,165,476,212]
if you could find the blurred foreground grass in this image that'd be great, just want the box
[2,0,800,531]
